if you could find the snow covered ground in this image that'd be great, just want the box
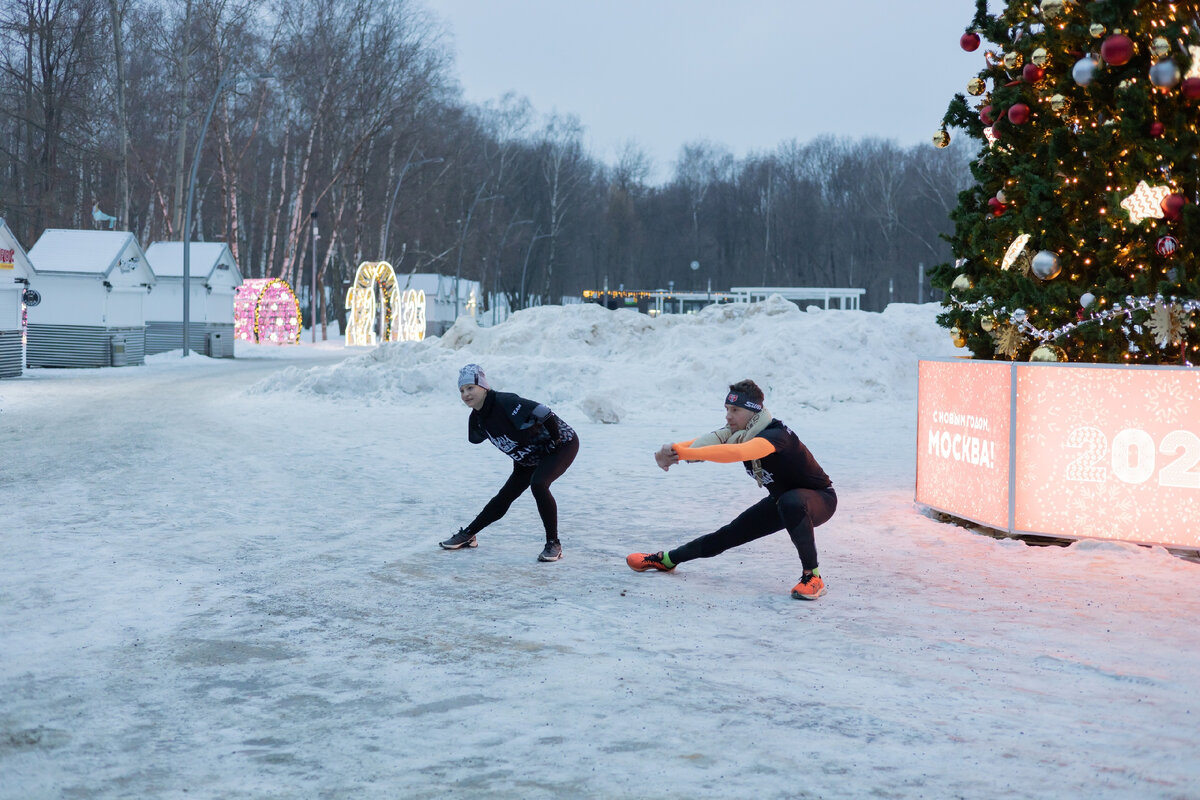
[2,301,1198,800]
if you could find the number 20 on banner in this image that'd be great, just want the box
[1066,427,1200,489]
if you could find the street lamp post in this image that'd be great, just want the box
[310,211,319,342]
[182,70,271,357]
[381,151,443,263]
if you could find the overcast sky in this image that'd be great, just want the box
[429,0,991,183]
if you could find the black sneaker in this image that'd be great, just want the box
[439,529,477,550]
[537,540,563,562]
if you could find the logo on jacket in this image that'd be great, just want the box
[488,434,519,453]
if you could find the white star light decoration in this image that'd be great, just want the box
[1120,181,1171,224]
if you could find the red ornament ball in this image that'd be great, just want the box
[1183,78,1200,100]
[1156,235,1179,257]
[980,104,996,126]
[987,197,1006,217]
[1101,34,1135,66]
[1022,64,1045,83]
[961,32,981,52]
[1007,103,1031,124]
[1149,121,1165,137]
[1161,193,1187,221]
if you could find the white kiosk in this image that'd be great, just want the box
[26,230,156,368]
[0,218,36,377]
[144,242,242,357]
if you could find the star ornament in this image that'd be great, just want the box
[1120,181,1170,224]
[1187,45,1200,80]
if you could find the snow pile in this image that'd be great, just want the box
[248,298,959,417]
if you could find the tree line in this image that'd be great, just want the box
[0,0,972,330]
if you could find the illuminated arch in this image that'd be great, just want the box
[346,261,426,345]
[234,278,301,344]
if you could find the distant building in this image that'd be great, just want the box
[396,273,509,336]
[144,242,242,357]
[584,285,865,316]
[26,230,155,368]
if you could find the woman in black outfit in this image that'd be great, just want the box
[440,364,579,562]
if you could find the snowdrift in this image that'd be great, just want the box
[248,298,959,419]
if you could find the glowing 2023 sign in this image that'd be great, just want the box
[234,278,301,344]
[917,359,1200,550]
[345,261,426,345]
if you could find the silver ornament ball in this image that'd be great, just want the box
[1072,55,1100,87]
[1149,60,1181,88]
[1031,250,1062,280]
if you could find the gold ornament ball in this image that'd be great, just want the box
[1041,0,1066,20]
[1089,23,1106,38]
[951,273,974,291]
[1003,51,1023,70]
[953,334,968,348]
[1029,344,1067,362]
[1050,93,1068,112]
[1151,37,1171,59]
[933,129,950,148]
[967,77,986,96]
[1031,48,1050,68]
[980,316,996,332]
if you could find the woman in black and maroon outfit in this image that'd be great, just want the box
[441,364,579,562]
[626,379,836,600]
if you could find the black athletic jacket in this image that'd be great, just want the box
[468,390,577,467]
[749,420,833,497]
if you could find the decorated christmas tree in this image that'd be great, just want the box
[931,0,1200,364]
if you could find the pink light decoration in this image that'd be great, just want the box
[234,278,301,344]
[916,359,1013,530]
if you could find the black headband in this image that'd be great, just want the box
[725,391,763,412]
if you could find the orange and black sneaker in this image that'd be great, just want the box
[791,571,826,600]
[626,551,675,572]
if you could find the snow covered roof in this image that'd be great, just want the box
[0,217,36,279]
[145,241,242,282]
[28,229,148,278]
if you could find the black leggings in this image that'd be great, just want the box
[466,436,580,542]
[669,487,837,572]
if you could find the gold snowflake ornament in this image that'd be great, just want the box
[991,323,1026,358]
[1149,302,1185,349]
